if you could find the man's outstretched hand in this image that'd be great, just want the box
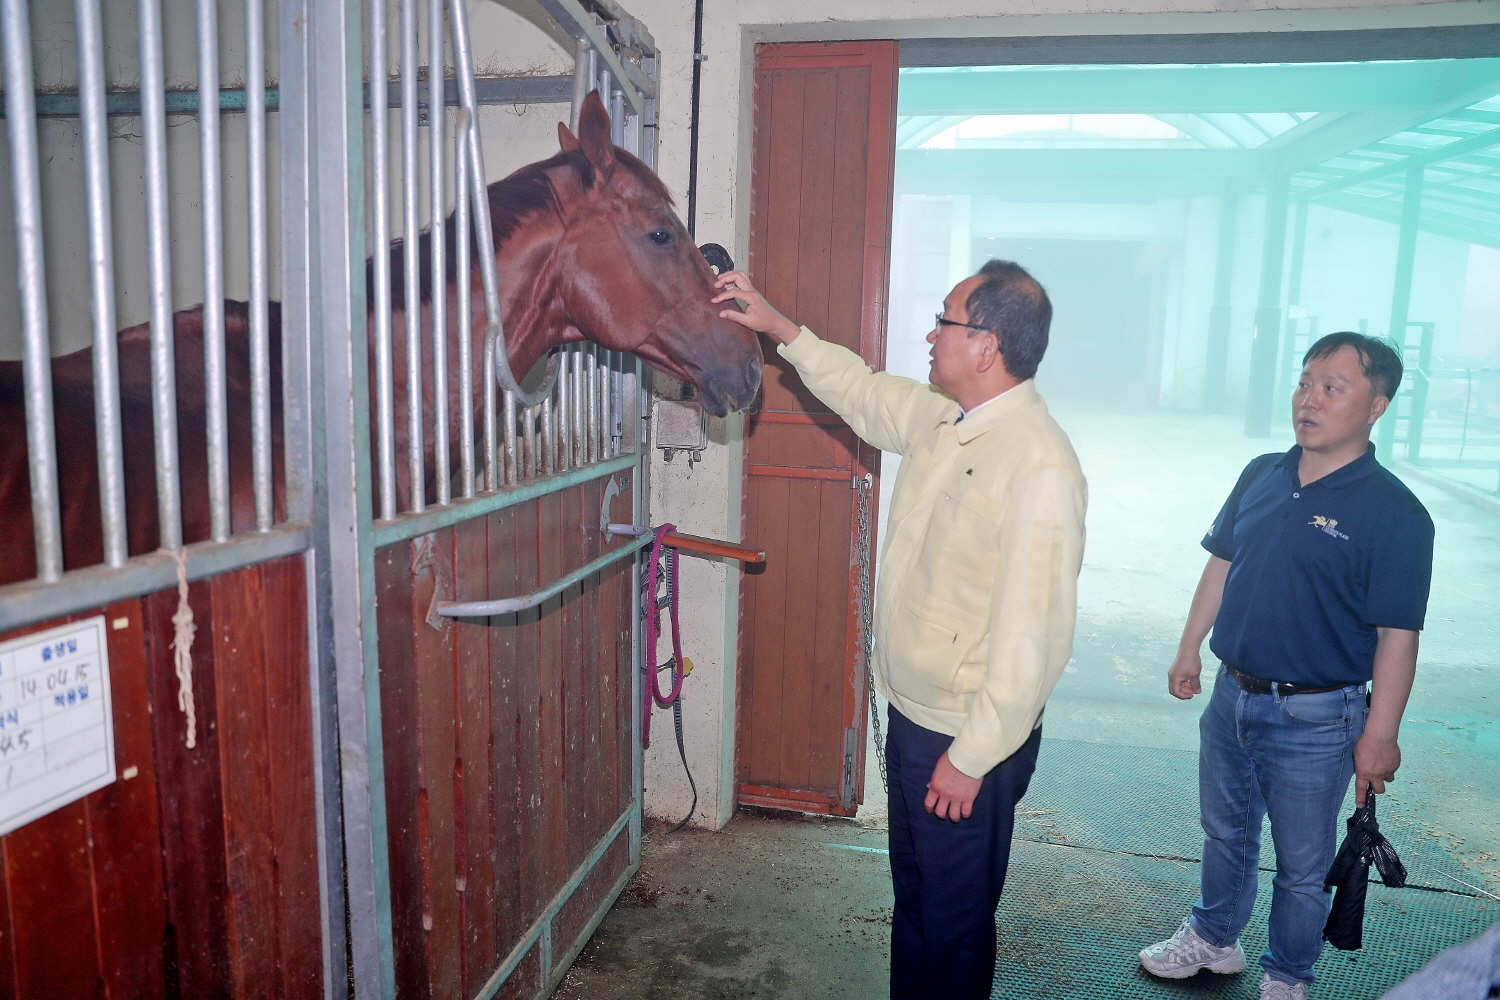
[712,271,802,345]
[925,752,982,822]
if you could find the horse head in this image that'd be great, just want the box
[536,92,762,417]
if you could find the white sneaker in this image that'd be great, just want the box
[1260,974,1308,999]
[1139,917,1247,978]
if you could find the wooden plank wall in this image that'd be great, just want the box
[0,556,322,1000]
[737,41,897,815]
[376,474,636,999]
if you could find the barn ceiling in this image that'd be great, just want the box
[896,60,1500,247]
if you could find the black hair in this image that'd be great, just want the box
[964,260,1052,381]
[1302,332,1403,401]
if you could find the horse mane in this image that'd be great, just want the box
[377,146,671,313]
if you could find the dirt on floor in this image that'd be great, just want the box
[553,809,893,1000]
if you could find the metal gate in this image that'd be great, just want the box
[0,0,659,997]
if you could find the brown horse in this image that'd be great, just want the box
[0,91,761,586]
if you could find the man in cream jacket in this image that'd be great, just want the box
[714,261,1087,999]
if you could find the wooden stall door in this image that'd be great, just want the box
[737,41,897,816]
[376,473,637,1000]
[0,557,322,1000]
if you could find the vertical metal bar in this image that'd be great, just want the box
[556,345,571,471]
[571,346,585,466]
[3,0,63,582]
[246,0,273,531]
[139,0,183,551]
[590,344,602,462]
[402,0,424,513]
[609,87,625,148]
[503,389,518,486]
[199,0,230,542]
[369,0,397,521]
[483,318,496,490]
[428,0,449,505]
[524,403,538,480]
[570,37,589,131]
[455,106,475,498]
[1379,163,1425,461]
[278,0,358,995]
[299,0,392,993]
[75,0,128,567]
[541,394,554,476]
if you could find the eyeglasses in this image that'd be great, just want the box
[934,313,989,333]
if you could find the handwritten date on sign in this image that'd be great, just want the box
[0,617,115,837]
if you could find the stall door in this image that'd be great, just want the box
[737,41,897,816]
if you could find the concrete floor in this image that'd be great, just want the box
[556,405,1500,999]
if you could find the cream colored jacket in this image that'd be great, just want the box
[778,329,1087,778]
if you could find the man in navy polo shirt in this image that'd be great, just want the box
[1138,332,1434,1000]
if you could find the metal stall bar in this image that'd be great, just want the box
[371,0,398,522]
[284,0,389,994]
[138,0,184,552]
[402,0,424,514]
[429,0,450,506]
[74,0,128,568]
[3,0,63,583]
[456,109,476,498]
[199,0,231,542]
[247,0,274,532]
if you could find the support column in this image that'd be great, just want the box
[1276,198,1310,404]
[1203,193,1237,413]
[1377,163,1424,461]
[1245,174,1291,438]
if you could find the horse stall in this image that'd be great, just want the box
[0,1,756,997]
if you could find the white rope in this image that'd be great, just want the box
[167,549,198,749]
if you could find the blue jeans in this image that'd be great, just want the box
[887,706,1041,999]
[1191,665,1369,986]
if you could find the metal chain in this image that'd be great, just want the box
[854,471,887,788]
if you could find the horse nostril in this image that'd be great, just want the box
[746,354,762,388]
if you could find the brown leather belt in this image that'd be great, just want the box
[1225,665,1347,697]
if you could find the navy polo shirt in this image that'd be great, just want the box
[1203,444,1433,687]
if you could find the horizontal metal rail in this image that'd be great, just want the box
[20,76,574,118]
[433,531,650,617]
[0,524,312,633]
[533,0,655,113]
[371,453,635,547]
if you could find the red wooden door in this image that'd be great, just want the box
[737,41,897,816]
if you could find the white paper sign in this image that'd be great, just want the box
[0,616,115,837]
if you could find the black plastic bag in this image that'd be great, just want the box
[1324,786,1408,951]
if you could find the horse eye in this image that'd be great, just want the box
[647,229,673,246]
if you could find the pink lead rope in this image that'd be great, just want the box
[643,522,685,746]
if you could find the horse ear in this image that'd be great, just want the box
[557,120,579,153]
[576,90,615,174]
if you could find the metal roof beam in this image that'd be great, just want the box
[897,59,1500,116]
[1300,126,1500,199]
[897,147,1272,179]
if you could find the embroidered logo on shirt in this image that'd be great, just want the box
[1309,515,1349,540]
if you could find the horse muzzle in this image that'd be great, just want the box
[695,352,762,417]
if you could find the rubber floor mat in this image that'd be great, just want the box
[992,740,1496,998]
[1016,740,1474,893]
[994,839,1499,999]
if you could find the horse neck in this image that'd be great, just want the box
[486,207,576,378]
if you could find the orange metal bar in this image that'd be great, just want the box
[661,531,765,564]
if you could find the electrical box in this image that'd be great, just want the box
[655,399,707,463]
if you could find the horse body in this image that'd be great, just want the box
[0,92,761,587]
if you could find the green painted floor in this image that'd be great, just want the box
[561,406,1499,999]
